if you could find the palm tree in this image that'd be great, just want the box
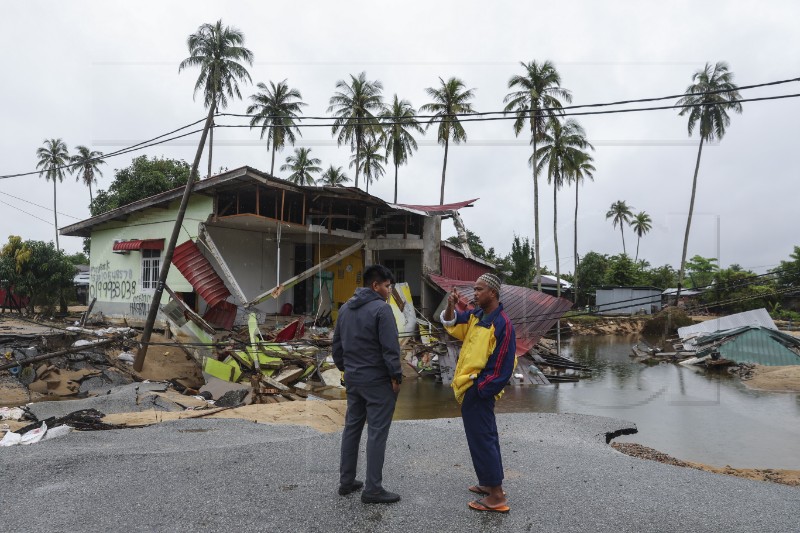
[35,138,70,250]
[420,77,476,205]
[349,137,386,194]
[69,145,105,204]
[675,61,742,297]
[280,147,321,185]
[504,60,572,291]
[569,151,595,303]
[606,200,634,255]
[319,165,350,187]
[247,80,306,176]
[381,94,423,203]
[178,20,253,179]
[328,72,384,189]
[535,118,592,297]
[630,211,653,263]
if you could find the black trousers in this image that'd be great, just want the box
[339,381,397,493]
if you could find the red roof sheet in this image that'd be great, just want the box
[203,300,237,330]
[441,245,494,281]
[395,198,478,213]
[428,273,573,355]
[171,240,231,309]
[112,239,165,251]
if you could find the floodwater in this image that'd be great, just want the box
[394,335,800,470]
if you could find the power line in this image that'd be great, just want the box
[221,75,800,121]
[0,190,81,220]
[1,77,798,181]
[217,92,800,128]
[0,117,208,180]
[0,199,55,225]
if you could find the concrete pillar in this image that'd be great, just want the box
[420,215,442,318]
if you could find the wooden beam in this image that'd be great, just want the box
[280,190,285,222]
[246,239,365,307]
[256,185,260,216]
[198,223,248,304]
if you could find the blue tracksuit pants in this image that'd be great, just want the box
[460,385,504,487]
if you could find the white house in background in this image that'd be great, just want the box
[595,286,662,315]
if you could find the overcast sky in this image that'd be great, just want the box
[2,1,798,274]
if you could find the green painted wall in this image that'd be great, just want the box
[88,195,213,319]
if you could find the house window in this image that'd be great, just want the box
[384,259,405,283]
[141,249,161,291]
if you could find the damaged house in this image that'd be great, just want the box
[60,166,459,329]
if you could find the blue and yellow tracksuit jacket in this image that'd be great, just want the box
[443,303,517,404]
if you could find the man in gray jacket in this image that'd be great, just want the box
[333,264,403,504]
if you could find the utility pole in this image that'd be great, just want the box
[134,106,216,372]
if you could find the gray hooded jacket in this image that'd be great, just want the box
[332,287,402,386]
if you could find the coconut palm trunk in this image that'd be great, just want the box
[439,136,449,205]
[53,179,60,250]
[354,131,361,188]
[573,181,579,303]
[620,224,626,255]
[394,162,399,203]
[677,137,705,298]
[533,133,542,291]
[207,120,214,178]
[270,144,276,176]
[553,179,560,298]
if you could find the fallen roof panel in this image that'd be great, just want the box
[678,308,776,344]
[429,273,573,355]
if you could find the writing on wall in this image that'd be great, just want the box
[129,294,151,316]
[89,260,137,301]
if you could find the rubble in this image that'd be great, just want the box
[0,310,352,438]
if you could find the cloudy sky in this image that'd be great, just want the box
[2,1,798,274]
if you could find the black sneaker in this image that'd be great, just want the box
[338,480,364,496]
[361,490,401,504]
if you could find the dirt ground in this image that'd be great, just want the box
[742,365,800,393]
[567,317,646,336]
[612,442,800,487]
[101,400,348,433]
[132,333,204,388]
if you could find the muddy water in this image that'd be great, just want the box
[394,335,800,470]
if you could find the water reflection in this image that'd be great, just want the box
[394,335,800,469]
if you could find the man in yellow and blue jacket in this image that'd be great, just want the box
[440,272,516,514]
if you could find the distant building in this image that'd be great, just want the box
[595,286,662,315]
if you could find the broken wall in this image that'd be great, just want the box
[204,225,295,315]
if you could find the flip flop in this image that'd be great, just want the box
[468,498,510,514]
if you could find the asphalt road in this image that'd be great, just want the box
[1,413,797,532]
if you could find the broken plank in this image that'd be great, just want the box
[260,374,292,392]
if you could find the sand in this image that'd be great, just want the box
[613,442,800,487]
[742,364,800,392]
[101,399,348,433]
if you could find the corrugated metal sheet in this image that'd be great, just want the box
[695,326,800,366]
[172,240,231,309]
[441,246,493,281]
[202,300,237,330]
[112,239,164,251]
[678,308,776,342]
[395,198,478,213]
[429,274,573,355]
